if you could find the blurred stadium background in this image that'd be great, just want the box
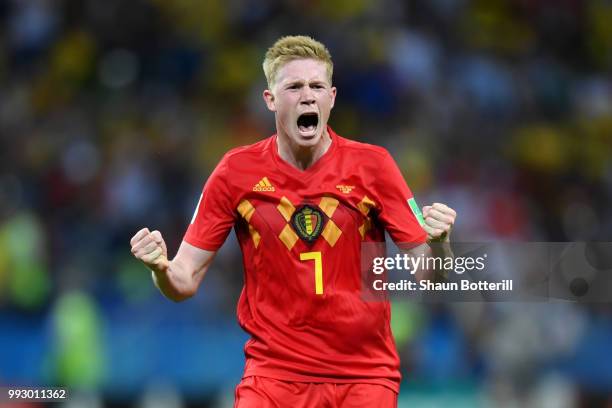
[1,0,611,407]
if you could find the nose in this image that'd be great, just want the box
[300,86,315,105]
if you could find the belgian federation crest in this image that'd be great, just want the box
[291,205,326,243]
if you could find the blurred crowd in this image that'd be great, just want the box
[1,0,612,407]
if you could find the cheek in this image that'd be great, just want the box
[318,92,333,105]
[277,99,296,116]
[276,106,295,126]
[320,97,334,114]
[277,105,291,118]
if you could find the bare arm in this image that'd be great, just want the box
[130,228,216,302]
[408,203,457,282]
[406,242,453,282]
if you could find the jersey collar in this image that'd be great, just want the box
[271,126,338,176]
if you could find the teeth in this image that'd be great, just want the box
[298,124,316,134]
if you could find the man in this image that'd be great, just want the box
[130,35,456,407]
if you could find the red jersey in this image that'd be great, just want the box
[184,127,426,392]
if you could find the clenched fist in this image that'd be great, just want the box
[422,203,456,242]
[130,228,169,270]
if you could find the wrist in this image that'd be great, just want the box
[150,256,170,276]
[428,239,453,258]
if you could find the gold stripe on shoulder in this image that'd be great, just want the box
[237,199,256,222]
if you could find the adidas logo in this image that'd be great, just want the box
[253,177,275,192]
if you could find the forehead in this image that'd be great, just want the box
[275,58,329,84]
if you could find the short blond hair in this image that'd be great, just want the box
[263,35,333,89]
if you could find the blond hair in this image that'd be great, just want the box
[263,35,333,89]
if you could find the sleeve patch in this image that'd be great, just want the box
[407,197,425,227]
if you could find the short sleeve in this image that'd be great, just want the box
[183,156,236,250]
[375,150,427,246]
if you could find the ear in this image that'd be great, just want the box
[330,86,337,109]
[263,89,276,112]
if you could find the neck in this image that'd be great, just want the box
[277,128,332,170]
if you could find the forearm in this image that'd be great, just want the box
[151,258,197,302]
[429,240,453,281]
[131,231,214,302]
[413,241,454,282]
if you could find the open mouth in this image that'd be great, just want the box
[297,113,319,135]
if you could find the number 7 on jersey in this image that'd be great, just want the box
[300,251,323,295]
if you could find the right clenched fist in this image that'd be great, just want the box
[130,228,168,270]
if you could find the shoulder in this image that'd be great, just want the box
[218,136,274,169]
[224,137,272,160]
[333,132,392,161]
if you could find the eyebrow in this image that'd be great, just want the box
[283,79,327,87]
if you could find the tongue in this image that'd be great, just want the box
[299,124,316,133]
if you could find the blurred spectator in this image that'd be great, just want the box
[1,0,611,406]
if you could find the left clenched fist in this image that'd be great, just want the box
[422,202,456,242]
